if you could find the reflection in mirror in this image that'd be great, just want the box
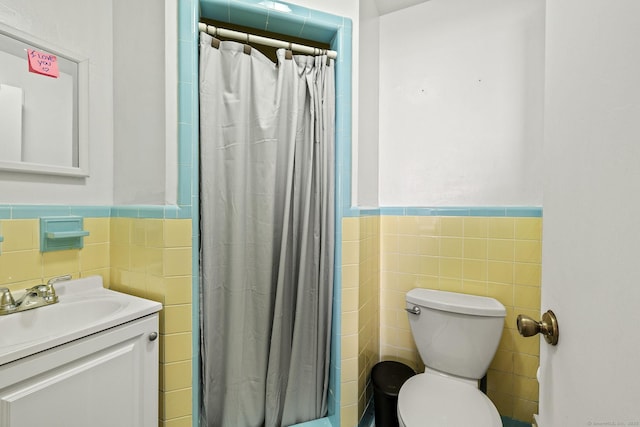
[0,23,88,177]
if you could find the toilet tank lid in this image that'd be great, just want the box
[406,289,506,317]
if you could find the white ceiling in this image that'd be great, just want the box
[374,0,430,16]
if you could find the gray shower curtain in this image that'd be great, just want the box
[199,31,335,427]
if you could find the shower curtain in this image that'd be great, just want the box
[199,31,335,427]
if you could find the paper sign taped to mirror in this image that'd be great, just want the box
[27,49,59,78]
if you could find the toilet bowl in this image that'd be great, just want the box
[397,371,502,426]
[397,288,506,427]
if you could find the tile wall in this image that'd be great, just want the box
[110,218,193,427]
[0,218,110,290]
[379,215,541,423]
[341,216,380,427]
[0,217,193,427]
[1,212,540,425]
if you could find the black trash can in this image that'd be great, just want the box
[371,361,416,427]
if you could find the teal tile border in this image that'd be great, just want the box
[359,208,381,216]
[11,205,81,219]
[0,205,109,218]
[502,416,533,427]
[377,206,543,217]
[0,205,191,219]
[70,206,112,217]
[342,207,542,218]
[178,0,201,425]
[291,418,333,427]
[505,207,543,217]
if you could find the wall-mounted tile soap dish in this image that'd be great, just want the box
[40,216,89,252]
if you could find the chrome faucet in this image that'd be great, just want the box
[0,287,17,314]
[14,284,58,309]
[46,274,72,287]
[0,275,69,316]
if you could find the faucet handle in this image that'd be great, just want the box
[47,274,72,286]
[0,287,17,314]
[36,283,59,304]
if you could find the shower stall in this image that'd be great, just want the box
[194,2,352,425]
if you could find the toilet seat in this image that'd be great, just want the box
[397,373,502,427]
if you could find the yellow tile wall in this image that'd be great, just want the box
[0,217,193,427]
[110,218,193,427]
[0,218,110,290]
[0,214,539,425]
[379,216,541,423]
[341,216,380,427]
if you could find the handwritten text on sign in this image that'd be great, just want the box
[27,49,59,78]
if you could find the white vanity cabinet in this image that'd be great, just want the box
[0,314,159,427]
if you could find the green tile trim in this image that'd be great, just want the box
[0,203,539,221]
[111,205,190,219]
[378,206,543,217]
[12,205,77,219]
[0,205,191,219]
[70,206,112,217]
[501,416,532,427]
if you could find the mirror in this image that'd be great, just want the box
[0,22,88,177]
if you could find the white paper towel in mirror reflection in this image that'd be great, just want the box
[0,83,23,162]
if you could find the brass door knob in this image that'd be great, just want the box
[517,310,559,345]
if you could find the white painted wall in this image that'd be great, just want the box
[540,1,640,425]
[0,0,113,205]
[375,0,430,17]
[112,0,175,205]
[357,0,380,207]
[378,0,544,206]
[287,0,360,206]
[0,0,175,206]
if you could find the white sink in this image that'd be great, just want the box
[0,276,162,366]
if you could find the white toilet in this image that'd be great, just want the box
[397,288,506,427]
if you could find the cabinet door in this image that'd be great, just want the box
[0,314,159,427]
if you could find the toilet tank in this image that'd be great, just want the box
[406,289,506,380]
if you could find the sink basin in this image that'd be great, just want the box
[0,276,162,366]
[0,299,123,347]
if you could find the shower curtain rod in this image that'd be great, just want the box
[198,22,338,59]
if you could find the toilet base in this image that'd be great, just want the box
[397,372,502,427]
